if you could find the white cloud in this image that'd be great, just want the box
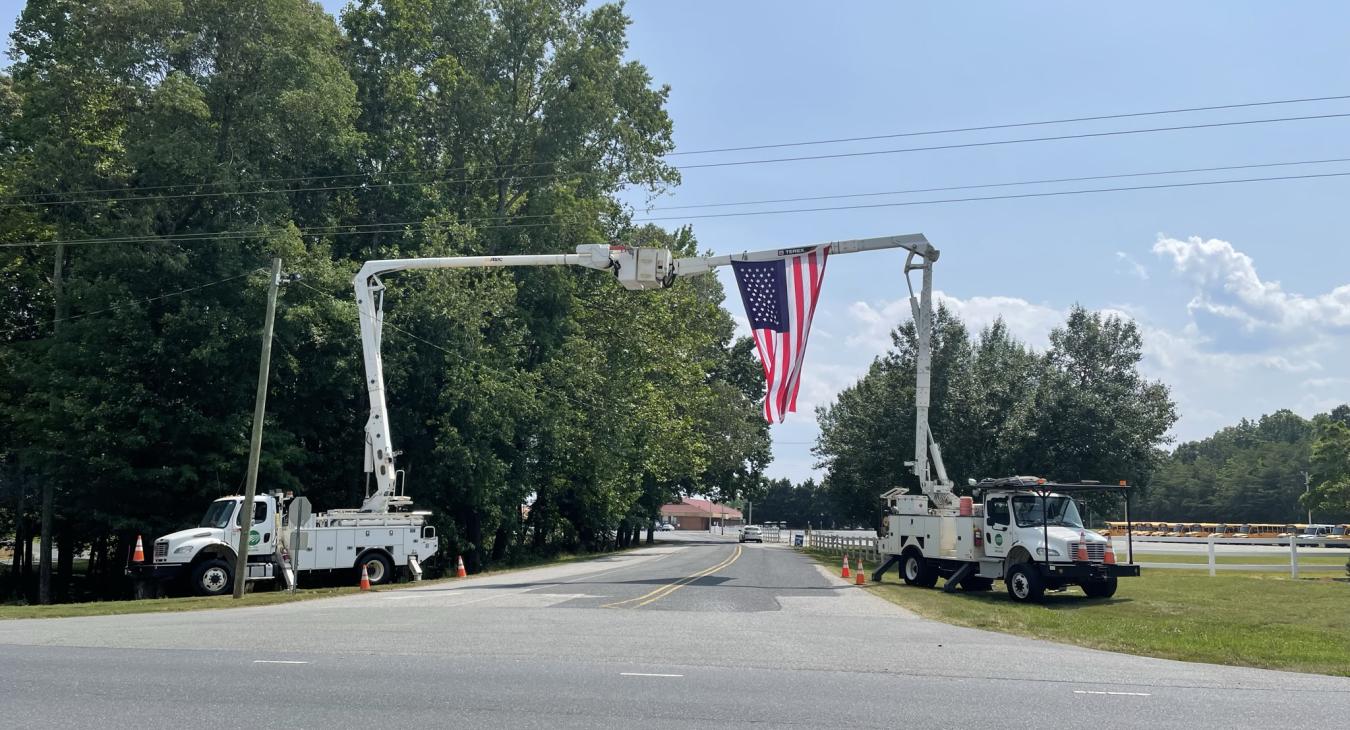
[1152,235,1350,338]
[847,292,1065,354]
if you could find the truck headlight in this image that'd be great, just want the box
[173,545,195,555]
[1035,547,1061,557]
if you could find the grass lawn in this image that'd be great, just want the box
[813,550,1350,676]
[0,545,642,620]
[1133,552,1348,567]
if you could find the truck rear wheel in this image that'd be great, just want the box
[191,559,233,597]
[1005,563,1044,602]
[359,552,394,586]
[901,552,938,588]
[1081,575,1118,599]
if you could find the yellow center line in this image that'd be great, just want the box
[603,545,743,609]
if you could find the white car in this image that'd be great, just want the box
[739,525,763,543]
[658,523,676,532]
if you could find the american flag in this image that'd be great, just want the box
[731,245,830,423]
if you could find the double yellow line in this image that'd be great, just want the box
[603,545,743,609]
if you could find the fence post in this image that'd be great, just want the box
[1208,535,1216,577]
[1290,538,1299,579]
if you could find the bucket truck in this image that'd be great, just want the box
[870,244,1140,601]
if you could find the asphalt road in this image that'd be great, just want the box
[2,532,1348,728]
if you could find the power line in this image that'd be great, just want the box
[2,269,262,336]
[653,156,1350,211]
[668,93,1350,155]
[5,101,1350,208]
[7,163,1350,249]
[674,112,1350,170]
[633,170,1350,222]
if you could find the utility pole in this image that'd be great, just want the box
[39,242,65,605]
[234,259,283,599]
[1304,471,1312,525]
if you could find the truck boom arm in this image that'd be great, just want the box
[353,233,948,513]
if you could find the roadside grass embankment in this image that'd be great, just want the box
[806,549,1350,677]
[0,544,646,620]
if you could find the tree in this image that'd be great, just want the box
[1303,420,1350,518]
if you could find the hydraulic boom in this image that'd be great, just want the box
[352,234,947,512]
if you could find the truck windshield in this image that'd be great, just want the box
[198,500,236,529]
[1011,496,1083,529]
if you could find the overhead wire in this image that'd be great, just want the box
[6,161,1350,250]
[667,93,1350,155]
[3,99,1350,208]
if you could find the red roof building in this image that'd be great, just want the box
[659,498,743,531]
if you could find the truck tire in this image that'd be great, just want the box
[901,552,938,588]
[1005,563,1044,603]
[191,559,233,597]
[1081,575,1118,599]
[358,552,395,586]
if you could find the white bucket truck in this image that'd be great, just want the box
[878,478,1139,601]
[866,240,1139,601]
[134,491,437,596]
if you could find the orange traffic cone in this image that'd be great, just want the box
[1075,531,1088,562]
[1103,542,1117,565]
[359,562,371,591]
[855,557,865,585]
[841,553,851,579]
[455,554,467,578]
[132,535,145,563]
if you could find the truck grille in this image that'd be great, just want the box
[1071,542,1105,561]
[154,540,168,561]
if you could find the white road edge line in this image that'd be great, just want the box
[253,660,309,665]
[620,672,683,678]
[1073,690,1151,696]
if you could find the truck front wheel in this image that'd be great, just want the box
[901,552,938,588]
[1005,563,1044,602]
[1081,575,1118,599]
[191,559,233,597]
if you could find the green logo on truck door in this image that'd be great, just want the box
[248,530,261,547]
[994,534,1003,546]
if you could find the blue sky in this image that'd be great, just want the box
[5,2,1349,484]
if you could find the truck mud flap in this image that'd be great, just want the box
[942,562,975,593]
[871,554,900,583]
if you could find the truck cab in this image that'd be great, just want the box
[142,495,280,596]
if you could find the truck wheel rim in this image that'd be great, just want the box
[1011,573,1029,598]
[365,559,385,583]
[905,558,918,580]
[202,567,227,591]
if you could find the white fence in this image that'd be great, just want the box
[781,530,1345,579]
[802,532,882,562]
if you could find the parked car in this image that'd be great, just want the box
[739,525,763,543]
[658,523,676,532]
